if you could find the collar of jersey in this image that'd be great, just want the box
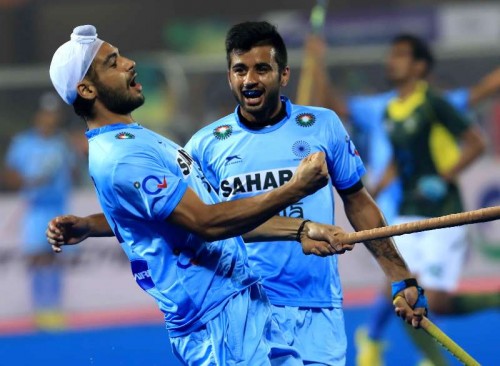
[234,96,292,134]
[85,122,142,139]
[387,81,428,121]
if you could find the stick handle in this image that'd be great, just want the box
[340,206,500,244]
[420,317,481,366]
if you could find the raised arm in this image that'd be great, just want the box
[468,66,500,107]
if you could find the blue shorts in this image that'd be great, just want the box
[270,305,347,366]
[170,284,302,365]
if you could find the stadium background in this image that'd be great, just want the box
[0,0,499,364]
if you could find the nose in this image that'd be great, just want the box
[243,69,258,87]
[123,56,136,72]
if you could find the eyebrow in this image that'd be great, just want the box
[232,62,271,69]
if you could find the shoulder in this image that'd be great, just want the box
[291,104,344,133]
[10,130,36,144]
[187,113,237,153]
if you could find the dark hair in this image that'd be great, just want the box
[392,34,435,76]
[225,21,288,71]
[73,64,97,120]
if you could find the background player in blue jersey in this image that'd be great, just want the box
[46,24,416,365]
[3,91,75,330]
[183,21,429,366]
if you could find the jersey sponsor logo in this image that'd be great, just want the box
[225,155,243,166]
[157,176,168,189]
[213,124,233,140]
[177,149,194,177]
[115,132,135,139]
[345,136,360,157]
[131,260,155,290]
[295,113,316,127]
[292,140,311,158]
[142,175,167,195]
[220,167,296,198]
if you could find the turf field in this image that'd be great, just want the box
[0,306,497,365]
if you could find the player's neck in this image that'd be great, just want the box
[238,101,286,129]
[86,109,136,130]
[396,78,421,100]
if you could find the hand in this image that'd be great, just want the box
[46,215,91,253]
[290,152,329,196]
[305,34,327,58]
[300,222,354,256]
[393,286,427,328]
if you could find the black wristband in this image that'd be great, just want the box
[296,219,311,242]
[404,278,419,288]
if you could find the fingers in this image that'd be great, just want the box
[393,294,424,328]
[46,215,74,253]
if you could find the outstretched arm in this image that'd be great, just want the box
[47,213,352,257]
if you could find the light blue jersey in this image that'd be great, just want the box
[6,129,73,249]
[185,96,366,308]
[86,123,259,337]
[348,88,470,223]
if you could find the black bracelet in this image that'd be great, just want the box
[296,219,311,242]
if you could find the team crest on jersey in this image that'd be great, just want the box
[345,136,360,156]
[292,140,311,158]
[295,113,316,127]
[213,125,233,140]
[115,132,135,139]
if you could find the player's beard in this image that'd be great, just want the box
[95,80,145,115]
[234,82,282,123]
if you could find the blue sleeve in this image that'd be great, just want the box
[444,88,470,114]
[326,112,366,190]
[111,154,188,221]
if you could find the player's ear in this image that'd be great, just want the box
[280,66,290,87]
[227,70,234,90]
[76,79,97,101]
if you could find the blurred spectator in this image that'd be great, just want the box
[3,91,75,330]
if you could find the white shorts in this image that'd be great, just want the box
[393,216,468,292]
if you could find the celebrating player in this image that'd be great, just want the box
[184,21,427,365]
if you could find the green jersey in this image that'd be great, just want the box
[384,82,470,217]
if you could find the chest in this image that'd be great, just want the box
[384,105,433,148]
[209,127,328,198]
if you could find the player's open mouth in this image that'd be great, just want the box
[242,90,263,98]
[242,90,264,105]
[129,74,143,91]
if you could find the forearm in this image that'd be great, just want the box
[86,213,114,237]
[342,189,411,281]
[371,161,397,197]
[468,67,500,107]
[444,127,485,181]
[241,216,305,242]
[198,183,304,241]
